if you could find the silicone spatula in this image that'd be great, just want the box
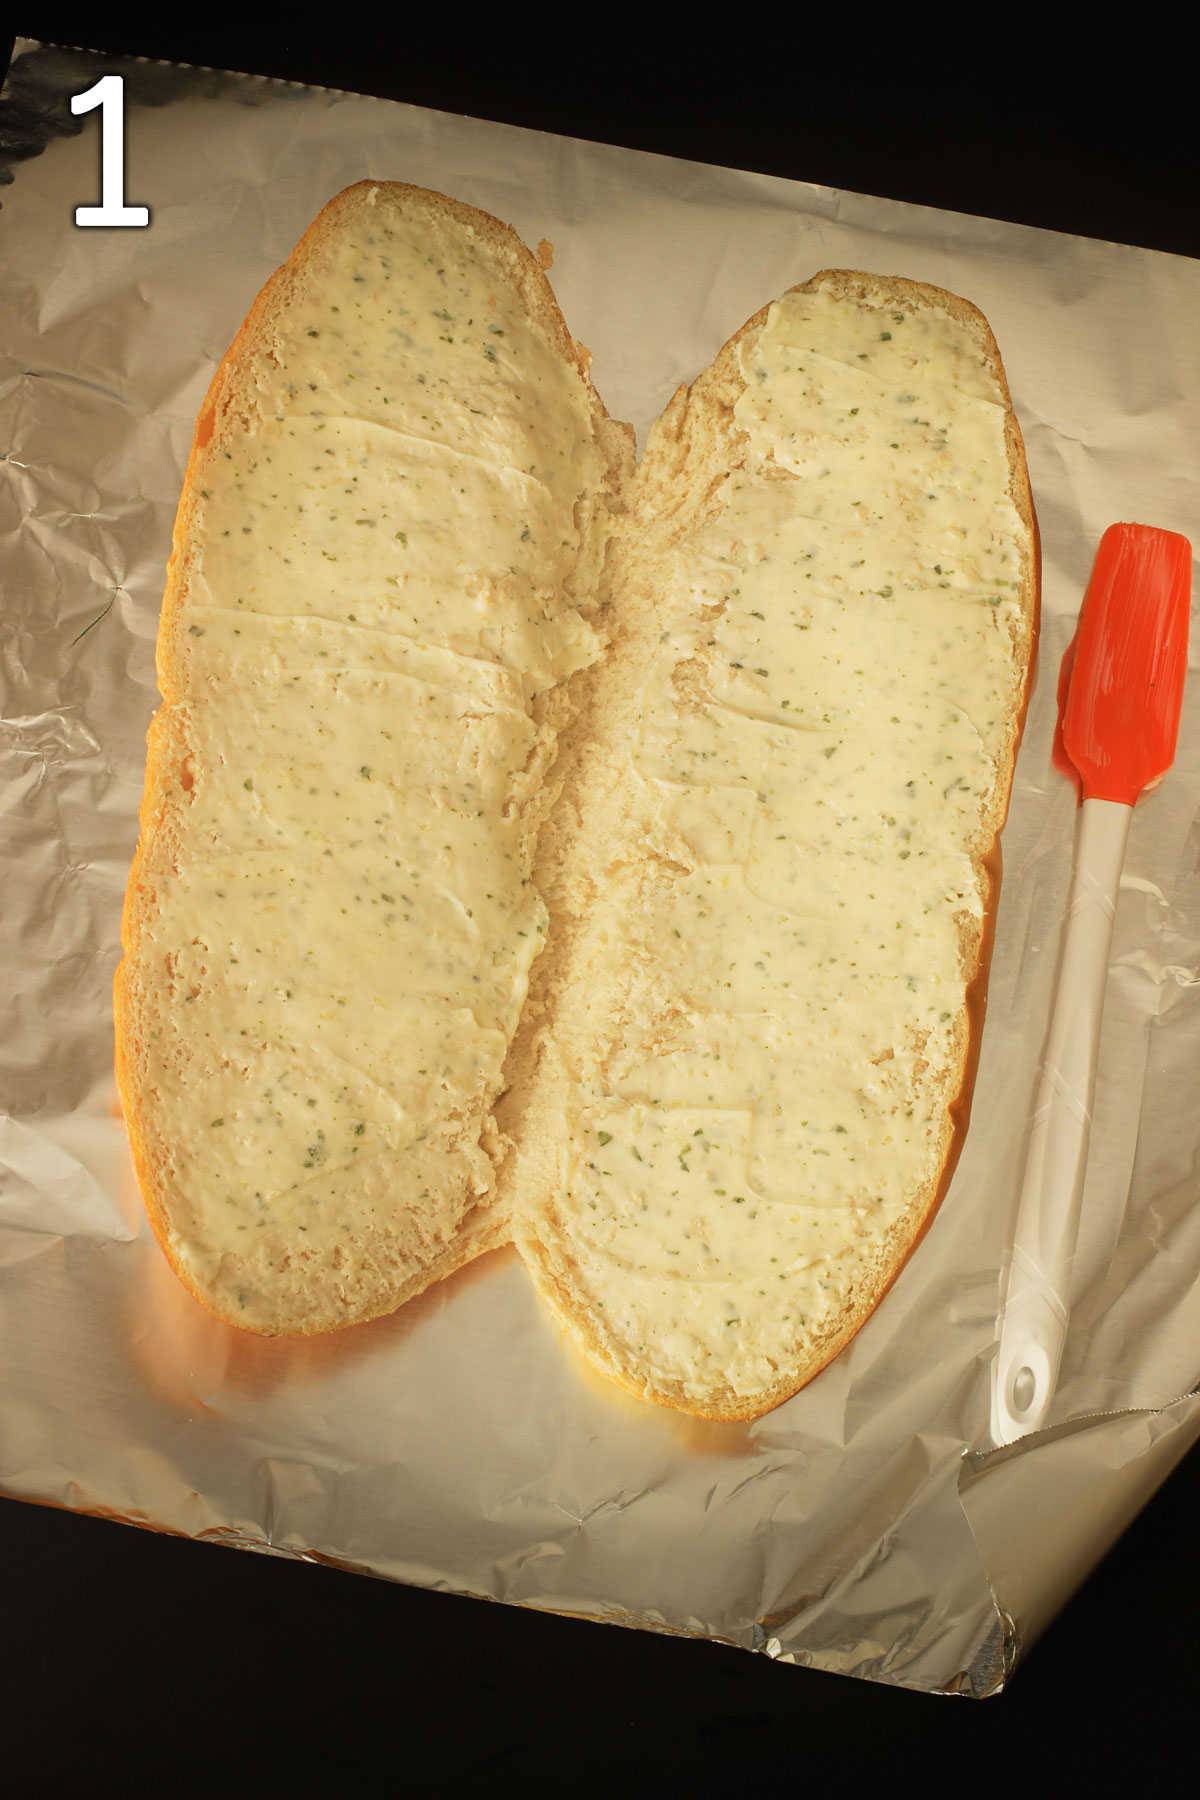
[990,522,1192,1447]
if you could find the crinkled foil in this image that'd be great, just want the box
[2,38,1198,1697]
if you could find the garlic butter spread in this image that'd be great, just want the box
[530,284,1029,1405]
[131,188,615,1327]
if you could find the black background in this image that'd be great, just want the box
[4,18,1199,1797]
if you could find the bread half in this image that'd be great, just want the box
[114,181,632,1333]
[510,270,1039,1419]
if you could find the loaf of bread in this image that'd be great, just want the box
[117,186,1037,1416]
[114,181,632,1332]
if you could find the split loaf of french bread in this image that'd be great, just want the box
[116,186,1038,1418]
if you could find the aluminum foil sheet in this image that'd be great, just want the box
[2,37,1198,1696]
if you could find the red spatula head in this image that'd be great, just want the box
[1062,522,1192,804]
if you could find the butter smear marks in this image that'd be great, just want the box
[116,185,1038,1421]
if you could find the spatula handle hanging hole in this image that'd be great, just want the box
[1010,1364,1036,1415]
[993,1336,1055,1442]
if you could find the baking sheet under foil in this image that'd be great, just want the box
[2,38,1198,1697]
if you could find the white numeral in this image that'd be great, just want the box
[71,75,149,228]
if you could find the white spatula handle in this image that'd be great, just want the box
[990,797,1132,1446]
